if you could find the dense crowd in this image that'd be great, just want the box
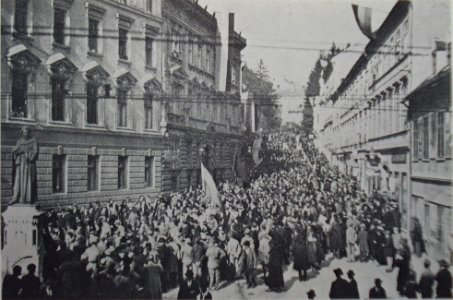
[2,133,452,299]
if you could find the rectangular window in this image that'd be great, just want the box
[423,116,429,159]
[144,156,154,187]
[52,154,65,193]
[51,79,65,121]
[14,0,28,35]
[87,155,98,191]
[53,8,66,45]
[198,43,202,69]
[171,173,178,191]
[118,156,128,189]
[118,28,128,60]
[88,18,99,52]
[144,94,153,129]
[145,36,153,67]
[438,111,445,158]
[413,119,419,160]
[11,71,28,118]
[86,84,98,124]
[117,90,127,127]
[146,0,153,12]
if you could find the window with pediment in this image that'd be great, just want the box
[82,61,110,125]
[7,45,41,119]
[115,70,137,128]
[47,55,77,122]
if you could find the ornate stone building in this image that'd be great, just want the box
[1,0,246,206]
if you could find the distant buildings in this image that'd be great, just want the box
[317,0,451,261]
[1,0,246,206]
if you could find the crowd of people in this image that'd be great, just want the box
[2,133,452,299]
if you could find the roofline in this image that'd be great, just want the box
[332,1,411,103]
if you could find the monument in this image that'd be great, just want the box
[10,126,38,205]
[2,127,44,278]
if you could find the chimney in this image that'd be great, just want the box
[229,13,235,32]
[432,39,448,75]
[448,42,451,67]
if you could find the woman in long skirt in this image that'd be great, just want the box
[266,239,284,292]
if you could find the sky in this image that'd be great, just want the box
[198,0,397,123]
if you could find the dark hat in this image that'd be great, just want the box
[333,268,343,276]
[375,278,382,284]
[307,289,316,298]
[347,270,355,276]
[438,259,449,267]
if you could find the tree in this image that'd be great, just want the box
[301,96,314,138]
[243,61,282,131]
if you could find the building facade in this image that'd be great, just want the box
[317,0,450,233]
[161,0,246,190]
[406,64,452,262]
[1,0,246,207]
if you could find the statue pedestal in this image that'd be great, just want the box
[2,204,44,278]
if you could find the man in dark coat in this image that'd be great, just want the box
[347,270,360,299]
[292,227,309,281]
[329,268,349,299]
[436,259,452,298]
[418,259,434,298]
[2,265,22,299]
[20,264,41,299]
[394,238,411,295]
[177,270,200,300]
[369,278,387,299]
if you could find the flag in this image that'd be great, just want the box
[252,134,263,165]
[352,4,375,40]
[201,161,222,208]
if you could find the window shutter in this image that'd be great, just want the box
[445,111,452,158]
[429,113,437,159]
[418,117,424,159]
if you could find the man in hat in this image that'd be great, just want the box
[329,268,349,299]
[435,259,452,298]
[243,240,257,288]
[418,259,435,298]
[20,264,41,299]
[307,289,316,300]
[2,265,22,299]
[177,270,199,300]
[347,270,360,299]
[369,278,387,299]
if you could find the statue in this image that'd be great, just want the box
[11,126,38,204]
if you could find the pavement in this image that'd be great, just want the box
[163,253,452,300]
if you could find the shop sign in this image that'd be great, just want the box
[392,152,407,164]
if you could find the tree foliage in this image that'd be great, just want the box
[243,60,282,131]
[301,97,314,138]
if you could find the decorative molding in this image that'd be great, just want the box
[116,13,134,29]
[45,53,78,81]
[81,61,110,86]
[85,3,107,20]
[143,23,160,36]
[53,0,74,11]
[7,44,41,73]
